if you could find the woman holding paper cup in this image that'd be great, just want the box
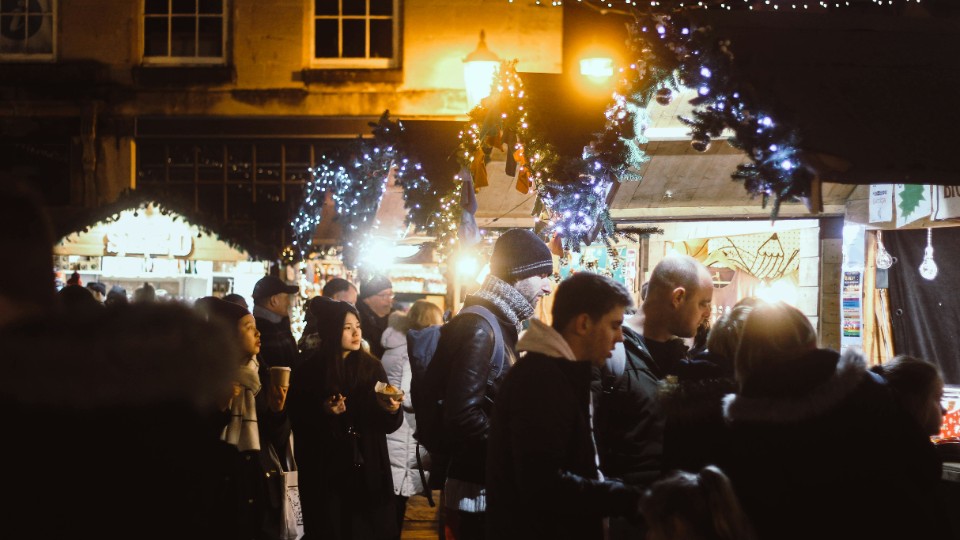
[195,296,291,540]
[288,299,403,540]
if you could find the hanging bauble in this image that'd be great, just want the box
[691,136,711,153]
[655,87,674,106]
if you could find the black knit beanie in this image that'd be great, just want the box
[359,275,393,300]
[196,296,250,326]
[489,228,554,282]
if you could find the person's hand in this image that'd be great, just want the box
[324,394,347,415]
[376,394,401,413]
[268,384,289,412]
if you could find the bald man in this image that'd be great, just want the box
[593,255,714,515]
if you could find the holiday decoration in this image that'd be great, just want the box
[290,112,435,269]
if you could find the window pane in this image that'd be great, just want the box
[314,19,338,58]
[198,0,222,14]
[342,19,364,58]
[0,12,24,40]
[227,183,254,220]
[171,0,196,15]
[144,0,168,15]
[137,144,167,184]
[256,144,282,183]
[370,19,391,59]
[342,0,364,16]
[370,0,392,16]
[197,184,223,217]
[227,144,252,181]
[314,0,338,16]
[170,16,196,57]
[143,17,169,56]
[285,184,304,209]
[197,144,224,181]
[197,16,222,57]
[168,144,195,182]
[285,144,312,185]
[24,14,53,54]
[256,185,282,204]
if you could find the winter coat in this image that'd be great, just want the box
[357,300,389,359]
[591,325,665,485]
[380,324,428,497]
[720,348,951,540]
[431,297,518,485]
[287,349,403,540]
[487,320,643,540]
[659,354,737,473]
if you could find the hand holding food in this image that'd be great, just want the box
[324,393,347,415]
[375,381,403,413]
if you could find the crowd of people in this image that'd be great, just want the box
[2,184,955,540]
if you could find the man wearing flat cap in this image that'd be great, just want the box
[252,275,300,372]
[357,275,393,359]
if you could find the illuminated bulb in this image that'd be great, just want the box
[875,230,893,270]
[918,228,938,280]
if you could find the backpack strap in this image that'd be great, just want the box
[459,305,505,385]
[415,443,436,507]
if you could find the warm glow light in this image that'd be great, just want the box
[754,279,799,306]
[580,57,614,81]
[456,253,479,280]
[463,31,500,110]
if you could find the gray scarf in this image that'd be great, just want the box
[469,274,535,331]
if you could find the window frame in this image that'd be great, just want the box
[0,0,57,62]
[141,0,227,66]
[310,0,399,69]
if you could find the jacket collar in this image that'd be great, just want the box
[723,348,869,425]
[253,304,284,324]
[517,318,578,361]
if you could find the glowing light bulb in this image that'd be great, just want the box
[875,230,893,270]
[919,228,938,280]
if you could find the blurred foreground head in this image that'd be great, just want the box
[0,185,55,326]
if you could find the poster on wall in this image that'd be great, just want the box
[841,271,862,339]
[933,185,960,221]
[869,184,893,223]
[895,184,932,228]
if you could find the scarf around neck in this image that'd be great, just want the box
[469,274,535,330]
[222,357,262,452]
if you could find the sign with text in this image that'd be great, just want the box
[869,184,893,223]
[933,185,960,221]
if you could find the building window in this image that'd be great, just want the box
[143,0,225,64]
[137,139,350,248]
[312,0,398,69]
[0,0,56,60]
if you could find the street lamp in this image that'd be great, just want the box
[463,30,500,110]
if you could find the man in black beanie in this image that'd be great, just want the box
[427,228,553,540]
[357,275,393,358]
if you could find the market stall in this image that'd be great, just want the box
[54,201,268,303]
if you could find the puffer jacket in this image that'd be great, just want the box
[380,322,428,497]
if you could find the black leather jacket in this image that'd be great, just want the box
[434,297,518,484]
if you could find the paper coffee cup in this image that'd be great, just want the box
[270,366,291,387]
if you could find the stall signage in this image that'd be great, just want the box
[895,184,931,228]
[933,185,960,221]
[105,231,193,257]
[868,184,893,223]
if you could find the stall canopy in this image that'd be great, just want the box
[54,192,260,261]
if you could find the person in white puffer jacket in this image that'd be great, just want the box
[380,300,444,538]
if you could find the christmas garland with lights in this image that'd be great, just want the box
[617,10,814,217]
[290,112,435,269]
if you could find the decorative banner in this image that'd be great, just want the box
[869,184,893,223]
[895,184,931,228]
[933,185,960,221]
[841,271,862,339]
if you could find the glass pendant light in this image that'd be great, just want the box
[918,228,938,281]
[875,230,894,270]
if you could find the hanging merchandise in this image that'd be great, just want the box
[918,228,938,281]
[875,230,894,270]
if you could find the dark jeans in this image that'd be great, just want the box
[392,495,408,540]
